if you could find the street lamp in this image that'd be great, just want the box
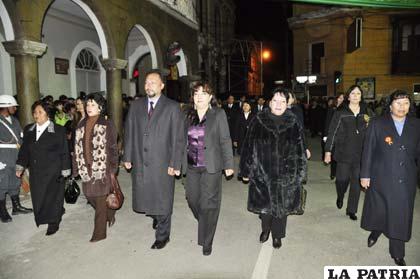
[296,75,317,104]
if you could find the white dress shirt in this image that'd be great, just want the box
[148,95,161,112]
[244,111,250,120]
[36,120,50,141]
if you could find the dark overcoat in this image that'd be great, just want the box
[232,111,255,153]
[123,95,184,215]
[16,122,70,226]
[360,114,420,241]
[239,110,307,218]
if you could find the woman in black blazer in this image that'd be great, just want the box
[233,100,255,155]
[183,81,234,256]
[360,90,420,266]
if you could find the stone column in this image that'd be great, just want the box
[100,58,127,137]
[3,40,47,126]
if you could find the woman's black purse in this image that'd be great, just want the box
[65,178,80,204]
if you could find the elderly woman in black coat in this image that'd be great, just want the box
[239,87,307,249]
[360,90,420,266]
[16,101,71,235]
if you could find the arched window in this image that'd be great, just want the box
[76,49,99,71]
[75,48,101,93]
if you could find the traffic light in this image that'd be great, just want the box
[334,71,342,84]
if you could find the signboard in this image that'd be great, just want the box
[292,0,420,8]
[55,58,69,75]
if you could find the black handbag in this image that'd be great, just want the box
[65,178,80,204]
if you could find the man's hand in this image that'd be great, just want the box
[233,142,238,147]
[360,178,370,189]
[168,167,179,176]
[124,162,132,170]
[225,169,234,177]
[324,152,332,164]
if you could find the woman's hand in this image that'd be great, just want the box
[360,178,370,189]
[324,152,332,164]
[16,170,23,178]
[225,169,234,177]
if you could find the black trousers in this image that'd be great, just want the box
[185,166,222,248]
[150,214,172,241]
[261,214,287,239]
[0,167,20,200]
[370,231,405,258]
[336,162,361,214]
[330,160,337,178]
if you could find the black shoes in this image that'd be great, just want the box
[0,199,12,223]
[46,223,59,236]
[151,238,170,249]
[393,257,406,266]
[202,246,212,256]
[152,219,157,230]
[367,232,379,248]
[11,195,33,215]
[336,199,343,209]
[346,212,357,221]
[272,238,282,249]
[259,231,270,243]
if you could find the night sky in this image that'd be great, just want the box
[234,0,293,93]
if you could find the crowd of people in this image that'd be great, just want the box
[0,69,419,265]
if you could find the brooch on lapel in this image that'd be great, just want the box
[364,114,370,126]
[384,136,393,145]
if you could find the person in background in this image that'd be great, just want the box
[239,87,307,249]
[73,93,119,242]
[223,95,239,155]
[360,90,420,266]
[323,93,344,179]
[54,100,70,127]
[233,101,255,155]
[324,85,371,221]
[16,101,70,235]
[183,81,234,255]
[0,95,32,223]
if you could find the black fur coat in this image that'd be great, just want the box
[239,110,307,218]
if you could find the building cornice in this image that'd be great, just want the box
[146,0,199,30]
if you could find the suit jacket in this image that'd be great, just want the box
[123,95,184,215]
[360,114,420,241]
[182,107,234,174]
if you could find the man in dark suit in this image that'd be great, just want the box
[255,96,266,113]
[223,95,239,155]
[123,69,184,250]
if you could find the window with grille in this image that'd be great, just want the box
[76,49,99,71]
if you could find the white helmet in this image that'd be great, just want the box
[0,95,19,108]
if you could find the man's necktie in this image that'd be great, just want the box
[148,101,154,119]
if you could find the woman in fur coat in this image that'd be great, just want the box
[239,87,307,249]
[73,93,119,242]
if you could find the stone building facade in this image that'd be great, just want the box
[289,4,420,101]
[0,0,235,132]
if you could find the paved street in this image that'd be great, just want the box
[1,138,419,279]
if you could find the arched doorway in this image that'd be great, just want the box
[124,24,158,97]
[39,0,109,98]
[0,2,16,96]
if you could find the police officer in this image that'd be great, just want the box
[0,95,32,223]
